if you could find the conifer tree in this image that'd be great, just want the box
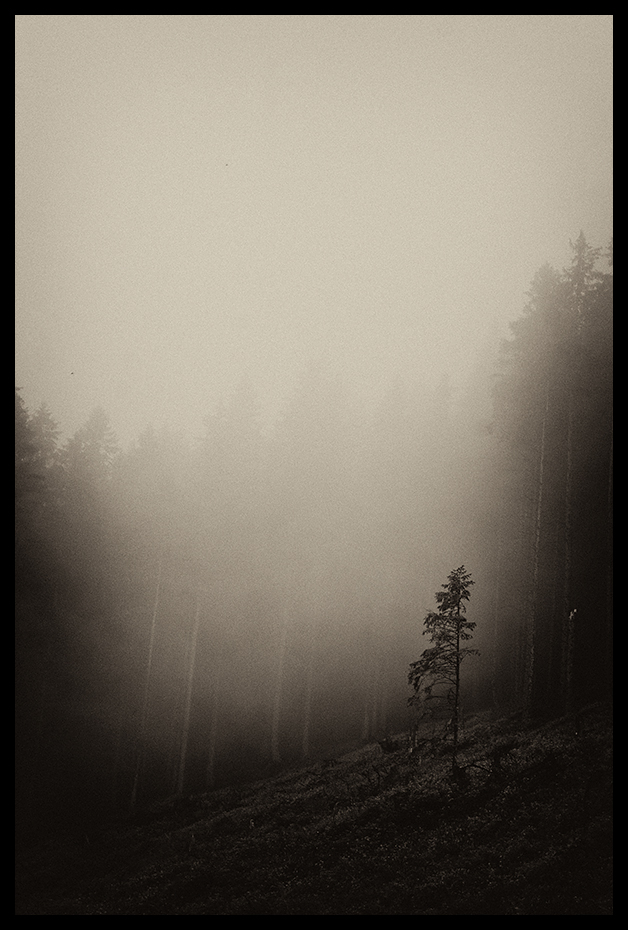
[408,566,477,767]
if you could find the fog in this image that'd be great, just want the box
[16,16,612,830]
[16,15,612,443]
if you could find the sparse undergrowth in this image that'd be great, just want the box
[15,702,612,915]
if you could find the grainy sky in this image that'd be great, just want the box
[15,15,612,445]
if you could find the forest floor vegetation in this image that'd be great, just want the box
[15,701,612,915]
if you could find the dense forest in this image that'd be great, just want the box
[15,234,612,842]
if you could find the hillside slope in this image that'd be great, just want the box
[15,701,612,915]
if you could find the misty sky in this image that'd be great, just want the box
[15,15,612,445]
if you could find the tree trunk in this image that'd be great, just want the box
[129,554,163,815]
[605,425,613,696]
[490,504,503,710]
[301,651,314,760]
[271,595,291,765]
[300,570,317,761]
[176,586,202,797]
[371,656,382,736]
[453,608,461,768]
[24,582,58,820]
[560,394,574,715]
[206,661,221,789]
[526,388,549,714]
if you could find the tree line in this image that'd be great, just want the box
[483,233,613,718]
[15,233,612,837]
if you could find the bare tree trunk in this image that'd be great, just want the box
[526,389,549,713]
[130,554,163,815]
[271,595,291,765]
[490,502,503,710]
[560,396,575,715]
[300,570,317,761]
[176,587,202,797]
[513,494,533,705]
[360,604,376,742]
[301,650,314,760]
[26,582,59,817]
[110,672,127,815]
[206,661,221,789]
[605,425,613,695]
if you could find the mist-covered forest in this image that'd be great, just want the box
[15,234,612,842]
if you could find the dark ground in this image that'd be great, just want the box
[15,701,612,915]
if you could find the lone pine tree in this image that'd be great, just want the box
[408,566,478,768]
